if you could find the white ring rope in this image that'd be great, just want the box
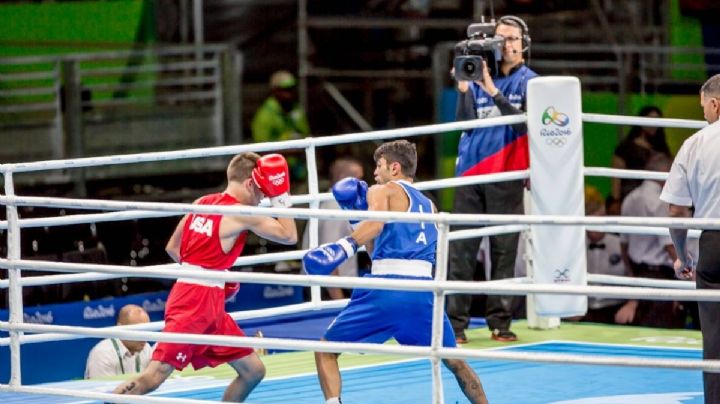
[0,385,215,404]
[0,113,705,175]
[3,195,720,229]
[3,322,720,374]
[588,274,696,290]
[0,224,524,288]
[1,258,716,301]
[585,167,668,181]
[0,116,526,174]
[0,170,530,230]
[582,113,707,129]
[0,299,349,347]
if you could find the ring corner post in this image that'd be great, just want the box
[526,76,588,322]
[3,172,23,386]
[304,143,322,305]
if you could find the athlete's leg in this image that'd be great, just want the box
[442,358,488,404]
[112,360,174,395]
[315,343,342,400]
[223,352,266,402]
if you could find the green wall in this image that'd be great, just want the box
[669,0,705,81]
[0,0,155,57]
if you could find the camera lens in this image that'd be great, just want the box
[463,62,476,74]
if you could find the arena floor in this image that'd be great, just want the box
[1,321,705,403]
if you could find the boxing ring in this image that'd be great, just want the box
[1,76,719,403]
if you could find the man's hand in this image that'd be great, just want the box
[614,300,638,324]
[474,60,498,97]
[673,257,695,280]
[252,154,292,208]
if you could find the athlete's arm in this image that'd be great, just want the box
[349,185,389,247]
[165,215,188,263]
[229,215,298,245]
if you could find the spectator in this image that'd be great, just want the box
[583,186,637,325]
[447,16,537,343]
[621,153,685,328]
[660,73,720,403]
[301,157,366,299]
[611,105,672,203]
[251,70,310,184]
[84,304,153,379]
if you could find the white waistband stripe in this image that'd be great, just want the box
[177,263,225,288]
[371,259,433,277]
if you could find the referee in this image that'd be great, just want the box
[660,73,720,404]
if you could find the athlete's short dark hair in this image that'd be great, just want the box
[373,140,417,178]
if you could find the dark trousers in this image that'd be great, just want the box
[697,230,720,404]
[632,263,687,328]
[446,180,523,334]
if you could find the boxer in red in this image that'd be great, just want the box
[111,152,297,402]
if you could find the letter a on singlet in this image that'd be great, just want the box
[416,232,427,245]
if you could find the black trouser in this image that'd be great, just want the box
[697,230,720,404]
[632,263,687,328]
[446,180,524,334]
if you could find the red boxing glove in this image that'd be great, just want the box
[224,282,240,302]
[252,154,292,208]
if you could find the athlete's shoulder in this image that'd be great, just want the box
[367,183,394,198]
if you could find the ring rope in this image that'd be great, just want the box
[3,195,720,230]
[4,322,720,374]
[0,115,526,174]
[0,113,706,175]
[585,167,668,180]
[0,299,349,347]
[0,170,530,230]
[0,384,217,404]
[2,258,717,301]
[582,113,707,129]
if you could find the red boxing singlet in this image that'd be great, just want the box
[180,192,248,270]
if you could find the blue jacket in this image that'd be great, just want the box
[455,64,537,176]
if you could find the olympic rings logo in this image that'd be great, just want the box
[541,106,570,127]
[545,137,567,147]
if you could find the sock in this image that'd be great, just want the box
[326,398,342,404]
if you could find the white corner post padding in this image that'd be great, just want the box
[527,76,588,317]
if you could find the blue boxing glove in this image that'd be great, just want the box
[303,237,359,275]
[332,177,368,228]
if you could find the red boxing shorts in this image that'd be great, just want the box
[152,281,254,370]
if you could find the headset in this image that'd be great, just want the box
[497,15,531,53]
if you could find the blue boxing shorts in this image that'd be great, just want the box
[323,274,457,348]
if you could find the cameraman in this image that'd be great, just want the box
[446,16,537,344]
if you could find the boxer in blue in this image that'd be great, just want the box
[303,140,488,404]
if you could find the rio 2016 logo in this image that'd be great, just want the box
[541,106,570,127]
[540,106,572,146]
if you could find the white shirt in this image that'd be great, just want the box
[85,338,153,379]
[621,180,673,266]
[586,233,627,309]
[301,198,358,277]
[660,120,720,218]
